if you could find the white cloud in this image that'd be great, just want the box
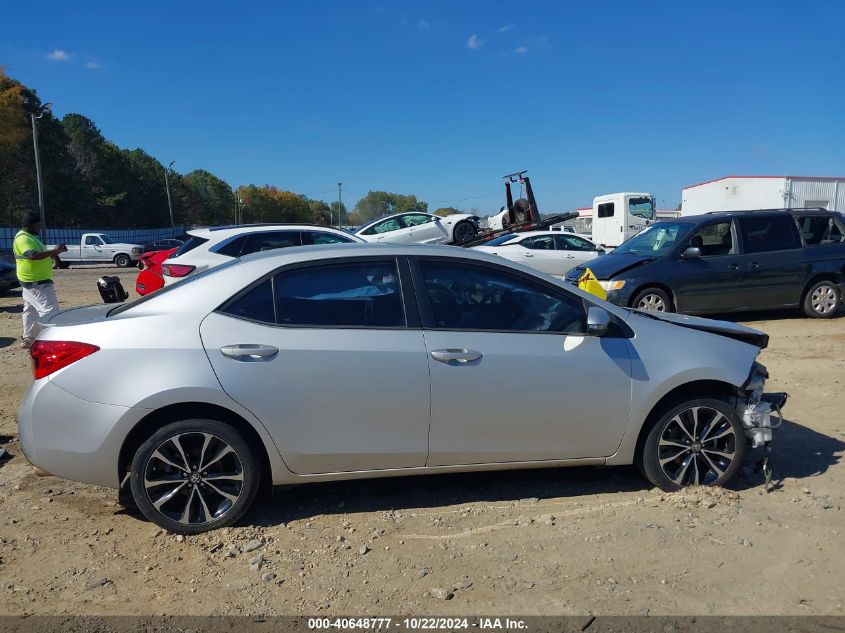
[466,34,485,49]
[497,24,514,32]
[417,18,430,30]
[84,61,104,69]
[46,49,71,62]
[513,46,528,54]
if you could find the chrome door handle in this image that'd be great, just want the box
[431,349,482,364]
[523,253,534,258]
[750,261,760,269]
[565,254,575,259]
[220,344,279,361]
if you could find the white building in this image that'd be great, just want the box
[681,175,845,215]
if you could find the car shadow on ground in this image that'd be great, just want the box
[246,465,651,527]
[0,304,22,314]
[242,417,843,526]
[0,337,16,349]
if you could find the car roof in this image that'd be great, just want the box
[187,224,355,239]
[671,208,837,223]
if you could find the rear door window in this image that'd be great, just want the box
[796,215,845,246]
[738,215,801,253]
[520,235,556,250]
[275,261,405,327]
[241,231,302,256]
[301,231,355,245]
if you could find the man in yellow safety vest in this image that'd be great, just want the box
[12,212,68,349]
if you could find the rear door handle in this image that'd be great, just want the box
[523,253,534,258]
[729,263,740,270]
[220,344,279,362]
[750,261,760,269]
[431,349,482,364]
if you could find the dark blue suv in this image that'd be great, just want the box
[565,209,845,318]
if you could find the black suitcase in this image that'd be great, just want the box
[97,276,128,303]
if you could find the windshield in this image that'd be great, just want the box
[485,234,520,246]
[614,222,693,257]
[108,258,239,317]
[628,197,655,220]
[99,235,114,244]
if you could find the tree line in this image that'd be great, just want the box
[0,69,464,230]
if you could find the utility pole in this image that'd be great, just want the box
[164,160,175,233]
[338,181,343,228]
[30,103,51,238]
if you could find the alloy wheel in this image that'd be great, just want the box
[454,222,476,244]
[657,406,737,486]
[811,284,838,315]
[143,432,244,525]
[637,293,667,311]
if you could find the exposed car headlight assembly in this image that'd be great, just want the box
[598,280,626,291]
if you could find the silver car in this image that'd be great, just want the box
[18,244,784,533]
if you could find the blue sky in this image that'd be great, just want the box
[2,0,844,213]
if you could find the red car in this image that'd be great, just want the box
[135,247,177,295]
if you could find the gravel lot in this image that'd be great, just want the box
[0,266,843,616]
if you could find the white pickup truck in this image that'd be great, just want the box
[49,233,143,268]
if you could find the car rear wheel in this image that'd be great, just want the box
[114,254,131,268]
[631,287,673,312]
[640,398,745,492]
[803,280,841,318]
[452,221,477,245]
[129,419,260,534]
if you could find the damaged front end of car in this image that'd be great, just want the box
[734,361,788,489]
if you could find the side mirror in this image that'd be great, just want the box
[682,246,701,259]
[596,246,606,253]
[586,306,610,337]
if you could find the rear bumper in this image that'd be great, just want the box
[17,378,142,488]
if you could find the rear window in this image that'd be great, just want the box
[738,215,801,253]
[172,235,209,258]
[485,234,519,246]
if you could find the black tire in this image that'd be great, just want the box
[114,254,131,268]
[130,419,261,534]
[802,279,841,318]
[640,398,745,492]
[512,198,531,224]
[452,221,477,245]
[631,287,673,313]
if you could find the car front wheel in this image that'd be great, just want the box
[115,254,131,268]
[640,398,745,492]
[129,419,260,533]
[631,287,673,312]
[452,221,477,245]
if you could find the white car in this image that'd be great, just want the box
[162,224,362,285]
[473,231,604,277]
[355,212,480,245]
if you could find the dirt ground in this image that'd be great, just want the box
[0,266,843,617]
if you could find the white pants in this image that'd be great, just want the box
[21,282,59,342]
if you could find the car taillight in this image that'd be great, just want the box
[30,341,100,380]
[162,264,195,277]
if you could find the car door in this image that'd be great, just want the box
[401,214,449,244]
[735,215,804,309]
[513,235,561,275]
[413,257,633,465]
[555,234,600,273]
[364,217,408,243]
[200,257,431,474]
[670,220,749,313]
[83,235,105,261]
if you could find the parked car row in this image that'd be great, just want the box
[565,208,845,318]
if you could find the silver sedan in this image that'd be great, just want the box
[18,244,783,533]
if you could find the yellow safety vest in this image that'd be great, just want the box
[13,230,53,283]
